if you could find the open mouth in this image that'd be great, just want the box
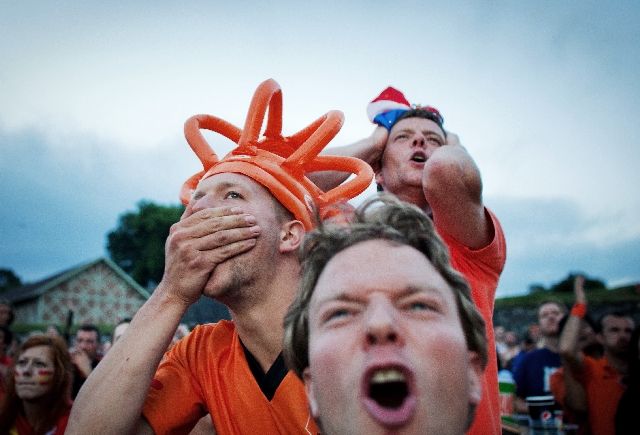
[410,151,426,163]
[362,366,416,427]
[369,368,409,408]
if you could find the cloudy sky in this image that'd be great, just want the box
[1,1,638,297]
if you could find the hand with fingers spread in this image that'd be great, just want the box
[159,205,261,307]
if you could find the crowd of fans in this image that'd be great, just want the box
[0,300,191,434]
[493,277,638,435]
[0,81,636,434]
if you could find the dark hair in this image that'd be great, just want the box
[77,324,100,342]
[393,108,446,137]
[0,335,72,434]
[283,195,488,377]
[624,325,640,385]
[0,325,13,347]
[557,313,596,334]
[0,300,15,326]
[597,310,634,333]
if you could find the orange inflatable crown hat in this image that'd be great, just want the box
[180,79,373,229]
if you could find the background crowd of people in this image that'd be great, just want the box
[0,300,191,434]
[493,277,639,435]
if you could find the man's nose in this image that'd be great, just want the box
[364,298,403,347]
[412,135,425,147]
[191,193,218,213]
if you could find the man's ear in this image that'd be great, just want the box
[467,351,484,407]
[279,220,305,253]
[303,367,319,418]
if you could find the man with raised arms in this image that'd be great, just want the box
[318,87,507,434]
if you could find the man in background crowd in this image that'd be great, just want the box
[559,275,635,435]
[70,324,102,398]
[513,301,566,412]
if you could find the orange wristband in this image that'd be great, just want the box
[570,302,587,318]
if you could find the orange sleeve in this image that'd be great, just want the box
[440,208,506,435]
[142,333,206,435]
[550,367,566,406]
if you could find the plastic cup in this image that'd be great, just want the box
[526,395,556,428]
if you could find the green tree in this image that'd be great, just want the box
[107,201,184,288]
[549,272,606,293]
[0,268,21,292]
[528,283,546,294]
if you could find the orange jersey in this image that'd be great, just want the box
[437,208,507,435]
[581,356,625,435]
[143,321,318,434]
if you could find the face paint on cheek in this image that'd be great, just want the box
[36,369,54,385]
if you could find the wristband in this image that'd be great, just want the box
[570,302,587,318]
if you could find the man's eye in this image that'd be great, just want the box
[409,302,429,311]
[224,191,243,200]
[405,300,438,312]
[427,137,443,146]
[326,308,352,322]
[192,192,204,201]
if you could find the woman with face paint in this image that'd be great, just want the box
[0,335,73,435]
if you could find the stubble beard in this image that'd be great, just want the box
[208,255,257,309]
[219,261,257,308]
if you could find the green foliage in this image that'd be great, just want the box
[548,272,606,293]
[496,284,640,309]
[524,272,607,295]
[107,201,184,288]
[0,268,21,292]
[528,283,546,293]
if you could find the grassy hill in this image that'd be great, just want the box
[495,284,640,309]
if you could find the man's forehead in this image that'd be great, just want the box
[197,172,262,191]
[602,315,635,328]
[390,117,444,136]
[313,240,452,302]
[539,302,563,314]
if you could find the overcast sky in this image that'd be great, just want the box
[1,1,638,297]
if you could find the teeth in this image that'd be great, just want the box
[371,369,406,384]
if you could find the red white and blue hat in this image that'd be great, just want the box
[367,86,444,131]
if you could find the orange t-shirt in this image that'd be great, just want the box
[437,208,507,435]
[143,321,318,434]
[550,367,589,435]
[581,356,625,435]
